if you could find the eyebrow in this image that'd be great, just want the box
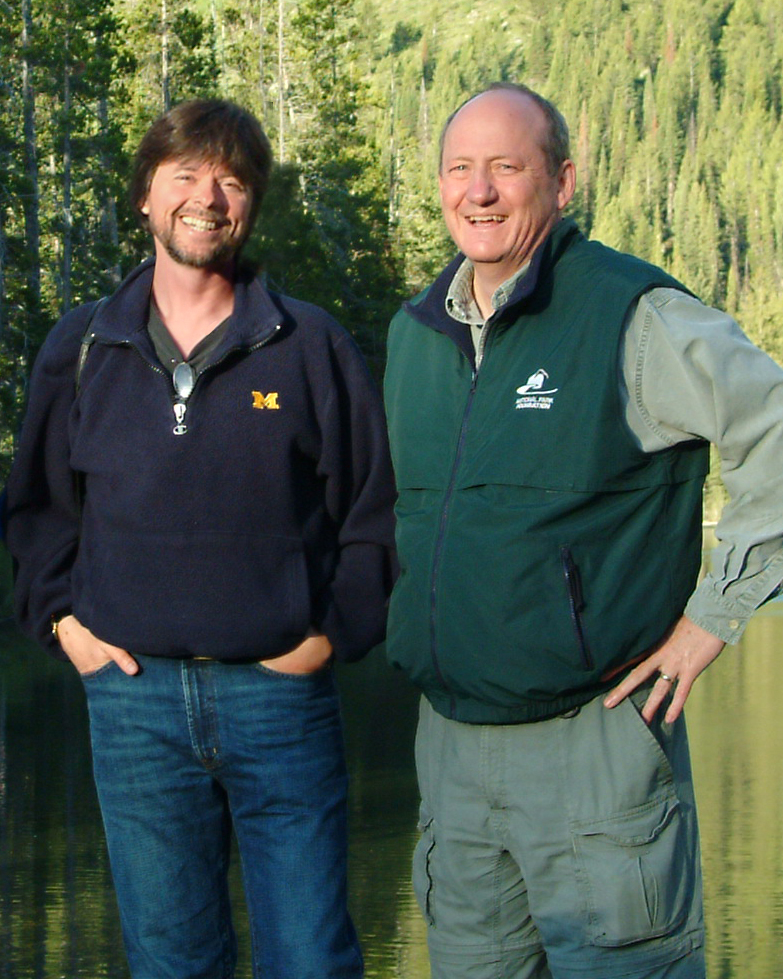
[444,153,523,163]
[170,161,243,181]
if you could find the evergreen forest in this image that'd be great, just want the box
[1,0,782,487]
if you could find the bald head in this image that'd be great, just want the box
[439,83,571,177]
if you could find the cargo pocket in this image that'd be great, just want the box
[412,809,437,927]
[572,794,690,946]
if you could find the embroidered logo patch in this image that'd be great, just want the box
[252,391,280,410]
[515,369,558,410]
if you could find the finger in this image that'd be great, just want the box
[106,646,140,676]
[640,674,675,723]
[663,674,694,724]
[262,635,333,674]
[603,661,659,709]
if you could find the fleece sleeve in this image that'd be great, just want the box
[4,306,95,657]
[309,333,397,662]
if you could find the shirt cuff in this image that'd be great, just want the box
[685,563,783,645]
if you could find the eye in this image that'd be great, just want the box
[220,177,246,193]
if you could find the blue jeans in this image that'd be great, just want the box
[81,655,363,979]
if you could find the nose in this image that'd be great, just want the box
[466,168,498,206]
[194,176,228,211]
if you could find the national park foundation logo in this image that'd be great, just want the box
[515,369,558,410]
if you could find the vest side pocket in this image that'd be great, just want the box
[560,546,594,670]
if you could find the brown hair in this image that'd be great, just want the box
[439,82,571,176]
[129,99,273,231]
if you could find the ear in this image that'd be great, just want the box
[556,159,577,212]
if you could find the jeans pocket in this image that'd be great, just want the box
[572,795,690,947]
[79,660,117,681]
[253,661,333,682]
[412,810,437,927]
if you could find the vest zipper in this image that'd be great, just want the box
[560,546,594,670]
[429,323,498,716]
[429,368,479,718]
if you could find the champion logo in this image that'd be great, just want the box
[515,369,558,410]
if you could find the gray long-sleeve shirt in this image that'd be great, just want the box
[447,261,783,645]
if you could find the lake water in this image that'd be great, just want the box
[1,602,782,978]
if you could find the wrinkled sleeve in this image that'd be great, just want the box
[622,288,783,644]
[310,332,397,662]
[4,311,90,657]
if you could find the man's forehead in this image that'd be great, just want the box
[441,92,548,160]
[157,155,239,176]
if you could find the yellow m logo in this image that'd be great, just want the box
[252,391,280,410]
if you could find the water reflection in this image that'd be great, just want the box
[1,604,782,978]
[0,635,124,978]
[687,603,783,979]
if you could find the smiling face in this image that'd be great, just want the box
[439,90,575,290]
[140,157,252,271]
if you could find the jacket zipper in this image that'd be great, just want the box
[96,325,283,436]
[171,323,282,436]
[560,546,593,670]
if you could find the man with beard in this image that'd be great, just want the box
[4,99,396,979]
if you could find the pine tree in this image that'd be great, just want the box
[254,0,403,360]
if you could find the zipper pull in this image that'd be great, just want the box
[561,546,585,612]
[173,401,188,435]
[171,361,195,436]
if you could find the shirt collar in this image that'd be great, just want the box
[445,258,531,325]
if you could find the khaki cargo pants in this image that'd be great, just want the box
[413,688,705,979]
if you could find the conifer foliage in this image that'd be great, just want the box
[1,0,782,480]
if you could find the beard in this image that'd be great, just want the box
[150,211,246,270]
[161,233,241,269]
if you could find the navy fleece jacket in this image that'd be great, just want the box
[5,259,396,662]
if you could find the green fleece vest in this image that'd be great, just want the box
[384,222,709,724]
